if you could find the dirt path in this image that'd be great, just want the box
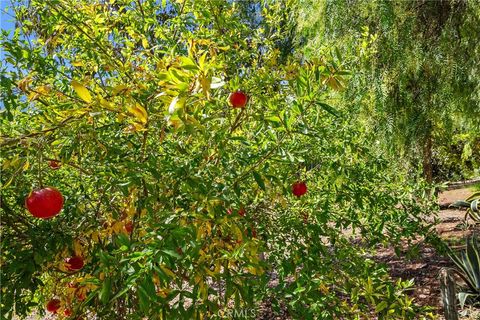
[373,186,480,319]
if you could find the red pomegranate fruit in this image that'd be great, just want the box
[237,207,246,217]
[124,221,133,234]
[229,91,248,108]
[292,181,307,197]
[46,298,61,313]
[25,187,64,219]
[65,256,84,271]
[49,160,61,169]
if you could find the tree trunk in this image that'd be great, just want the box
[423,133,433,183]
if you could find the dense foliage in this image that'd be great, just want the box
[0,0,456,319]
[297,0,480,182]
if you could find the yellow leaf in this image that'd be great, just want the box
[17,76,32,92]
[214,261,221,273]
[28,91,39,101]
[247,266,264,276]
[157,288,169,298]
[153,274,160,285]
[123,122,145,133]
[91,231,100,243]
[218,46,230,51]
[36,85,51,95]
[319,283,329,294]
[73,239,83,256]
[58,263,68,272]
[127,103,148,124]
[112,221,124,234]
[199,282,208,299]
[160,265,176,278]
[1,159,10,170]
[205,221,212,235]
[71,80,92,103]
[72,61,84,67]
[99,98,115,111]
[203,266,215,277]
[198,52,207,70]
[179,218,187,226]
[126,205,136,217]
[112,84,129,96]
[199,75,211,99]
[23,160,30,170]
[142,38,148,49]
[2,175,14,189]
[232,225,243,242]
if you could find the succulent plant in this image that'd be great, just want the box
[451,191,480,221]
[449,235,480,308]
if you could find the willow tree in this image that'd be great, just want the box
[297,0,480,182]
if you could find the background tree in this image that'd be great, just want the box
[296,0,480,182]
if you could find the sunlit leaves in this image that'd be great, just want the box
[127,103,148,124]
[0,1,442,319]
[71,80,92,103]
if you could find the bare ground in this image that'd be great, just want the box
[373,187,480,319]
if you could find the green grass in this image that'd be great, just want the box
[469,182,480,191]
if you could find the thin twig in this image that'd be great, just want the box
[0,113,87,147]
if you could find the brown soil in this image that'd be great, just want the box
[373,187,480,319]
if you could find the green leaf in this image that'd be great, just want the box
[179,56,198,70]
[99,278,112,305]
[116,233,131,248]
[316,102,339,117]
[253,171,266,191]
[162,249,181,259]
[265,116,281,123]
[375,300,388,313]
[138,276,156,312]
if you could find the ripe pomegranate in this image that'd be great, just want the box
[25,187,64,219]
[124,221,133,233]
[49,160,61,169]
[229,91,248,108]
[64,308,72,317]
[46,298,61,313]
[65,256,84,271]
[292,181,307,197]
[237,207,245,217]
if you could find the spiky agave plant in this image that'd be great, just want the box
[449,235,480,308]
[451,191,480,221]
